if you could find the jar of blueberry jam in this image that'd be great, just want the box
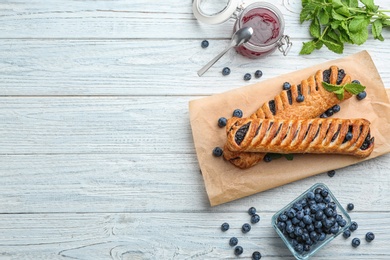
[192,0,291,58]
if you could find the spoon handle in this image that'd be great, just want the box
[197,46,233,77]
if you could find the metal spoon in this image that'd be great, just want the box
[197,26,253,77]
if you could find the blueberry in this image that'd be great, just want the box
[252,251,262,260]
[332,104,341,113]
[315,211,324,221]
[234,245,244,256]
[352,79,361,84]
[201,40,209,48]
[314,220,323,229]
[347,203,354,211]
[310,204,319,213]
[319,232,327,241]
[352,237,361,248]
[294,243,304,254]
[337,218,347,227]
[324,207,334,217]
[320,113,328,118]
[293,202,303,211]
[232,109,243,118]
[349,221,358,232]
[296,94,304,103]
[283,82,291,90]
[242,223,251,233]
[303,215,312,225]
[306,191,315,200]
[330,224,339,234]
[286,224,294,234]
[325,109,334,117]
[287,208,296,218]
[248,207,256,215]
[263,154,272,162]
[251,214,260,224]
[229,237,238,246]
[303,244,311,252]
[212,147,223,157]
[294,226,303,237]
[320,189,329,197]
[254,70,263,78]
[221,222,229,231]
[365,232,375,242]
[217,117,227,127]
[315,193,323,203]
[343,229,351,238]
[344,132,353,142]
[278,213,288,222]
[357,91,367,100]
[244,73,252,81]
[296,211,304,220]
[222,67,231,76]
[277,221,286,230]
[327,170,336,177]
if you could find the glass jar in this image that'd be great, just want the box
[192,0,292,59]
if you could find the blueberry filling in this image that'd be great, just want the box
[303,124,312,140]
[331,125,341,142]
[312,124,321,141]
[235,122,251,145]
[274,123,283,138]
[343,126,353,143]
[336,69,345,85]
[323,69,331,84]
[297,84,302,96]
[255,123,262,137]
[267,122,274,131]
[269,100,276,115]
[287,89,293,105]
[360,132,373,150]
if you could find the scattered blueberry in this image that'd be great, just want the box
[344,132,353,142]
[263,154,272,162]
[349,221,358,232]
[332,104,341,113]
[325,109,334,117]
[296,94,304,103]
[229,237,238,246]
[213,147,223,157]
[365,232,375,242]
[201,40,209,48]
[327,170,336,177]
[242,223,251,233]
[255,70,263,78]
[222,67,231,76]
[244,73,251,81]
[343,229,351,238]
[251,214,260,224]
[352,237,361,248]
[234,246,244,256]
[352,79,361,84]
[217,117,227,128]
[320,113,327,118]
[357,91,367,100]
[221,222,229,231]
[232,109,243,118]
[248,207,257,215]
[347,203,354,211]
[283,82,291,90]
[252,251,262,260]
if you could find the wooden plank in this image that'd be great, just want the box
[0,212,388,259]
[0,153,389,213]
[0,39,389,96]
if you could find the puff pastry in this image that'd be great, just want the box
[226,117,374,158]
[223,66,355,168]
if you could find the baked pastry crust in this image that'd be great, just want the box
[226,117,374,158]
[223,66,354,168]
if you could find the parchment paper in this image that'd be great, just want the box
[189,51,390,206]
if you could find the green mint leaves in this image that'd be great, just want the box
[300,0,390,54]
[322,81,366,100]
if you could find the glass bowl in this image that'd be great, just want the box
[271,183,351,259]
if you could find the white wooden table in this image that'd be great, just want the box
[1,0,389,259]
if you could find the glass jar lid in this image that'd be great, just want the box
[192,0,241,24]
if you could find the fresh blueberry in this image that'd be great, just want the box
[291,217,300,225]
[232,109,243,118]
[234,245,244,256]
[242,223,251,233]
[294,243,304,254]
[327,170,336,177]
[221,222,229,231]
[343,229,351,238]
[254,70,263,78]
[303,244,311,252]
[338,218,347,227]
[287,208,296,218]
[324,207,334,217]
[294,226,303,237]
[303,215,312,225]
[252,251,262,260]
[315,211,324,221]
[222,67,231,76]
[332,104,341,113]
[201,40,209,48]
[278,213,288,222]
[330,224,339,234]
[217,117,227,128]
[352,79,361,84]
[248,207,256,215]
[347,203,354,211]
[286,224,294,234]
[296,210,304,220]
[365,232,375,242]
[229,237,238,246]
[344,132,353,141]
[319,232,327,241]
[314,220,323,229]
[352,238,361,248]
[320,189,329,197]
[357,91,367,100]
[314,193,323,203]
[244,73,252,81]
[263,154,272,162]
[325,109,334,117]
[320,113,328,118]
[306,191,315,200]
[296,94,305,103]
[251,214,260,224]
[277,221,286,230]
[349,221,358,232]
[283,82,291,90]
[212,147,223,157]
[293,202,303,211]
[310,204,319,213]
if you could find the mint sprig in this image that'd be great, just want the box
[322,81,366,100]
[300,0,390,54]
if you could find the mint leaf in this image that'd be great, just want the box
[349,28,368,45]
[372,19,384,41]
[331,9,347,20]
[322,82,343,92]
[360,0,376,11]
[300,41,316,55]
[319,8,330,25]
[310,17,321,38]
[348,17,370,33]
[322,38,344,54]
[333,88,345,100]
[284,154,294,161]
[344,83,366,94]
[267,153,283,160]
[335,6,350,17]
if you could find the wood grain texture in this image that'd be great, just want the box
[0,0,389,258]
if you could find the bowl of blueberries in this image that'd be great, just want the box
[271,183,351,259]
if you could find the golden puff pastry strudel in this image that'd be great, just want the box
[226,117,374,158]
[223,66,356,168]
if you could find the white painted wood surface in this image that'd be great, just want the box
[0,0,389,259]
